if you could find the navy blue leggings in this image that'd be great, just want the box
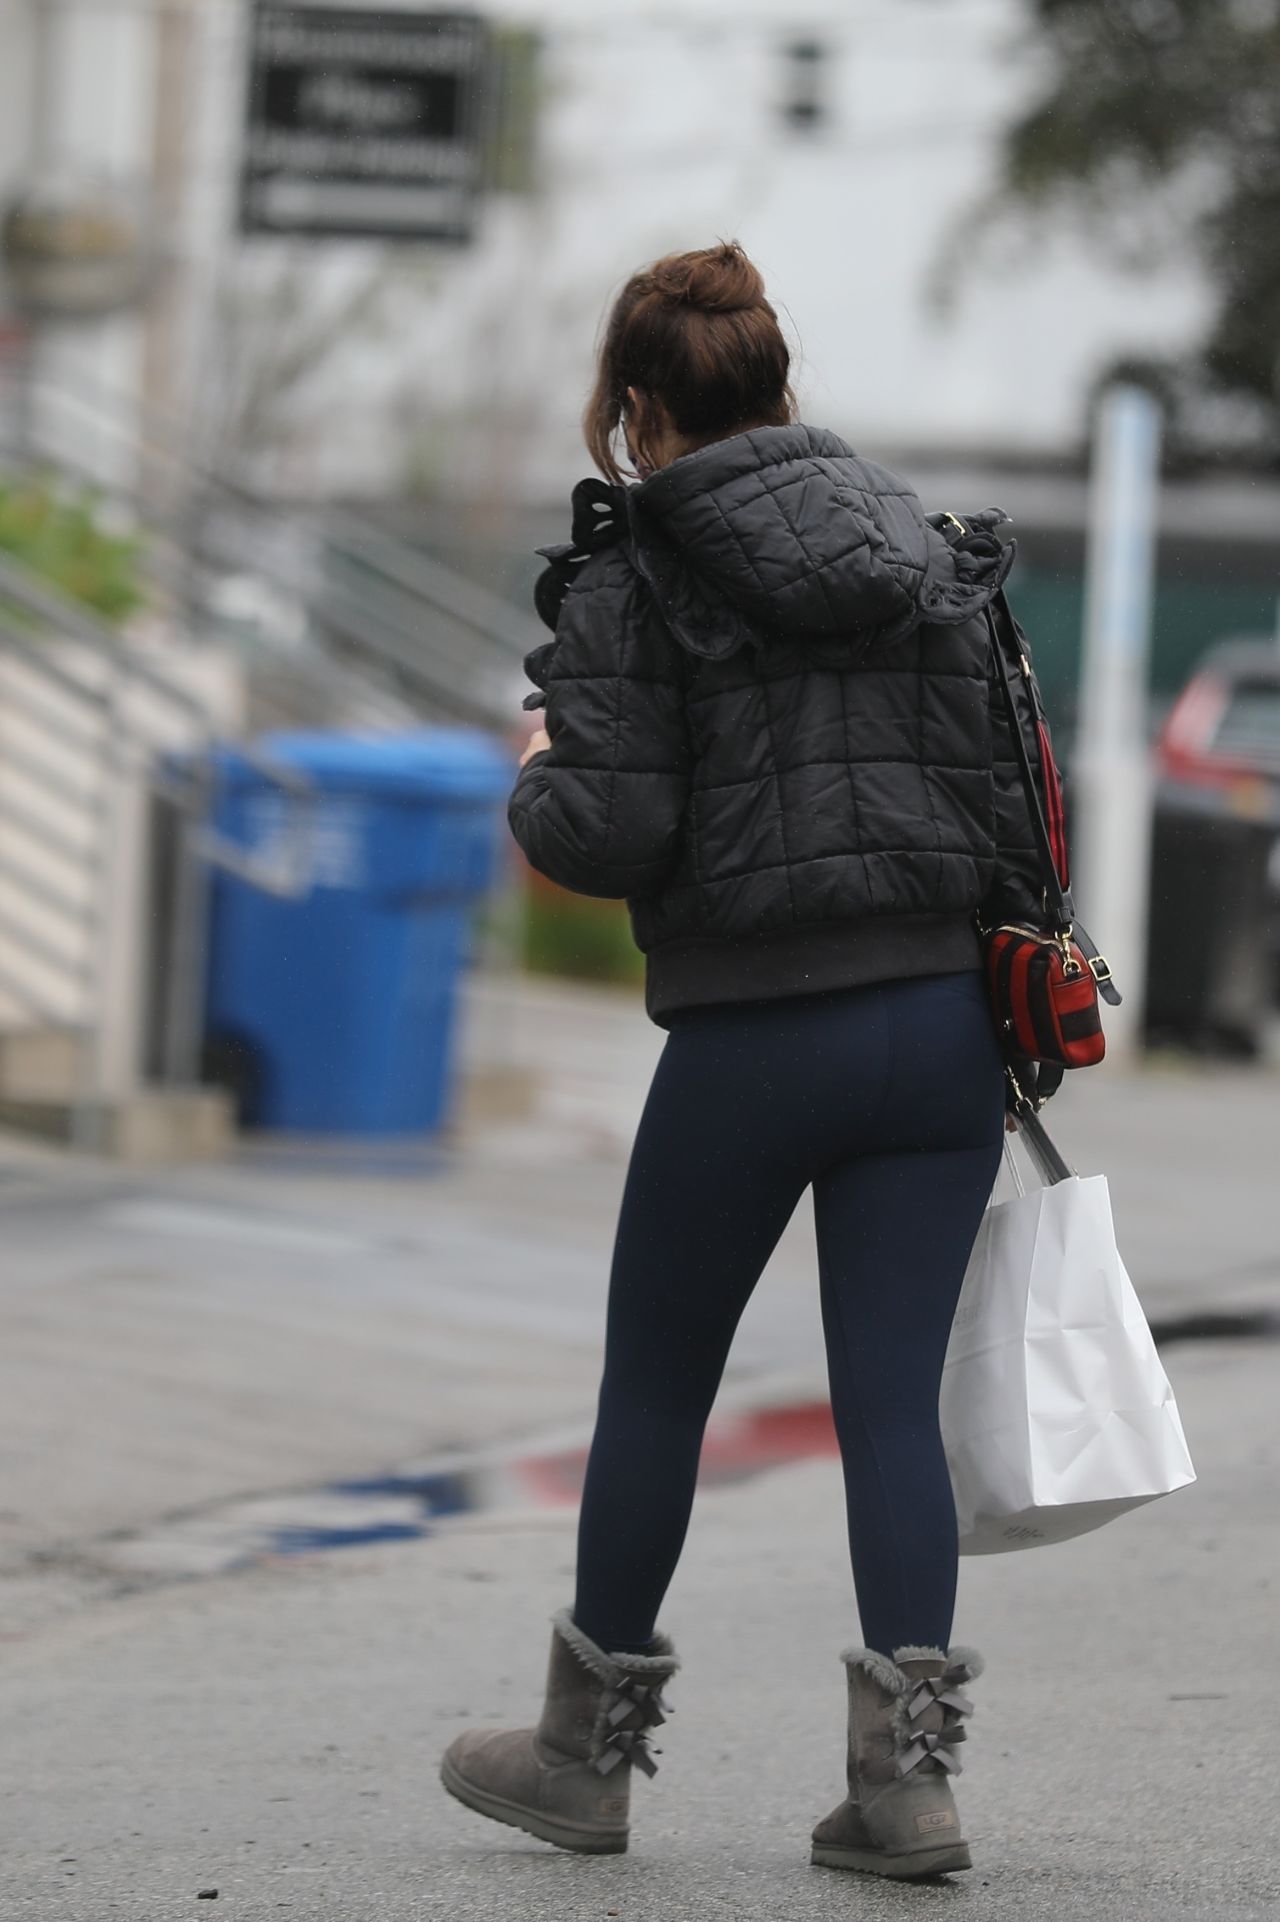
[572,970,1006,1660]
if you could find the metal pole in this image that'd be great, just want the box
[1073,384,1163,1060]
[160,749,215,1088]
[141,0,196,521]
[70,656,123,1155]
[16,0,61,466]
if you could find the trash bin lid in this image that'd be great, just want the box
[219,729,514,802]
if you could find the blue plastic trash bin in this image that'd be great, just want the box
[204,729,513,1135]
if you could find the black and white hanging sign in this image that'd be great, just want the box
[241,7,488,241]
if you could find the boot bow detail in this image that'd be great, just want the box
[594,1727,657,1778]
[594,1673,672,1778]
[896,1662,976,1779]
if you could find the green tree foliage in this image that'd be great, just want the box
[0,476,145,624]
[1000,0,1280,413]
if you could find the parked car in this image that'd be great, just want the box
[1157,638,1280,806]
[1152,637,1280,1035]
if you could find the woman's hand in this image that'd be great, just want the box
[520,727,552,767]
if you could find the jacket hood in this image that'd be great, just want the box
[624,423,1015,662]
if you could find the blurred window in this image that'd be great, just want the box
[1210,679,1280,767]
[780,39,829,131]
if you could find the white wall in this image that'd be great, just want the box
[0,0,159,488]
[453,0,1210,497]
[0,0,33,184]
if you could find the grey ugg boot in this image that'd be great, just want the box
[810,1644,983,1879]
[440,1608,679,1854]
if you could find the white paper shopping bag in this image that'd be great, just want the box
[940,1133,1196,1555]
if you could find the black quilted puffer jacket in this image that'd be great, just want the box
[509,424,1047,1027]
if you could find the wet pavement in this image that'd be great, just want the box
[76,1306,1280,1586]
[61,1396,845,1582]
[1,1333,1277,1922]
[3,975,1280,1915]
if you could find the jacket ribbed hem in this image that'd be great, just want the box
[643,913,984,1027]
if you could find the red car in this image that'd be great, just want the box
[1158,639,1280,814]
[1154,637,1280,1025]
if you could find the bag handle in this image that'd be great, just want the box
[1001,1134,1027,1198]
[1015,1108,1074,1187]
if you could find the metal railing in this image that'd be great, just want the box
[0,368,539,734]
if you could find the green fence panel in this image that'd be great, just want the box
[1007,562,1278,744]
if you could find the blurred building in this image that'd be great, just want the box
[0,0,1276,706]
[450,0,1210,493]
[0,0,1276,1143]
[0,0,1222,489]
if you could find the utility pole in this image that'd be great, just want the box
[1073,384,1163,1060]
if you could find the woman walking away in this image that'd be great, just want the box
[440,241,1049,1880]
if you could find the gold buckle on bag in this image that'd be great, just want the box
[1056,928,1083,978]
[1004,1064,1043,1115]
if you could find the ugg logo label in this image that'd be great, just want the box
[916,1810,957,1834]
[598,1797,627,1817]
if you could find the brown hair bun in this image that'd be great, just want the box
[584,240,796,483]
[647,241,764,315]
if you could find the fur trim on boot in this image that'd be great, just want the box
[440,1610,679,1855]
[552,1608,680,1684]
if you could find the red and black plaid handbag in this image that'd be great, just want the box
[981,585,1122,1107]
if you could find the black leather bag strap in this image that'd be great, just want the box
[926,518,1114,1045]
[988,591,1123,1011]
[1069,919,1121,1004]
[986,591,1073,935]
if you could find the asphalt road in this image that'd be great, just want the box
[1,1334,1276,1921]
[1,976,1278,1917]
